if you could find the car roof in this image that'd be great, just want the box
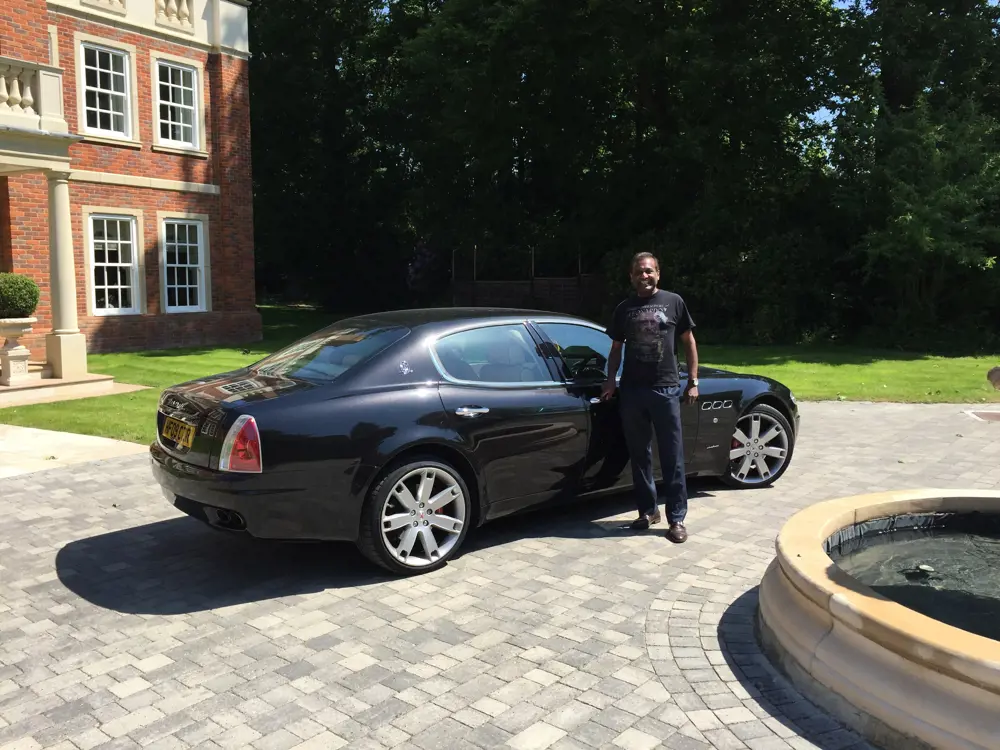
[338,307,596,331]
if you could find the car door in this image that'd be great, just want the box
[675,365,703,471]
[433,322,590,518]
[533,320,699,495]
[530,320,630,495]
[691,373,744,475]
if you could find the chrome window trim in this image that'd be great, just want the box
[531,317,605,332]
[426,320,563,389]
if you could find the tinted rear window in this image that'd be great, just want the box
[252,323,409,383]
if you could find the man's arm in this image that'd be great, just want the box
[601,340,623,400]
[680,329,699,403]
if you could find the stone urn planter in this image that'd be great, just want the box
[0,317,36,386]
[0,272,41,387]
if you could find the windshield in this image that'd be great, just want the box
[251,322,409,383]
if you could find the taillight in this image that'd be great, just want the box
[219,415,262,473]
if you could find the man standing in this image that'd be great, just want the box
[601,252,699,543]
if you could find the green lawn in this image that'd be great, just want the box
[1,306,997,445]
[702,345,1000,405]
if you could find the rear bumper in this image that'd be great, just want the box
[149,442,363,542]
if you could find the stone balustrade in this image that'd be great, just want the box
[156,0,194,30]
[0,59,68,135]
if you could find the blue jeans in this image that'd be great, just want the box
[619,385,688,524]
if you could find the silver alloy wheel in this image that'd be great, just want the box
[729,411,789,485]
[379,466,466,568]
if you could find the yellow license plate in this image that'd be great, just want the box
[162,417,196,448]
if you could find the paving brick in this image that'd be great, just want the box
[572,720,620,748]
[508,722,567,750]
[666,735,713,750]
[613,727,661,750]
[467,723,513,748]
[253,729,301,750]
[493,702,548,735]
[288,732,347,750]
[731,722,777,742]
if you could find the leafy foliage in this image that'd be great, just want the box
[248,0,1000,351]
[0,273,40,318]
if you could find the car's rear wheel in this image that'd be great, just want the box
[721,403,794,489]
[357,457,472,575]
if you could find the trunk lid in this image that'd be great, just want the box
[155,368,320,468]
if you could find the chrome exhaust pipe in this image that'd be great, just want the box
[214,508,246,530]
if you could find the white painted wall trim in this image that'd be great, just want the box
[69,169,221,195]
[48,25,60,66]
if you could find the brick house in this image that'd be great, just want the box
[0,0,260,390]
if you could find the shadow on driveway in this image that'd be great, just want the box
[717,587,874,750]
[462,481,722,553]
[55,481,723,616]
[54,519,389,616]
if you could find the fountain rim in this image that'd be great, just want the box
[774,488,1000,695]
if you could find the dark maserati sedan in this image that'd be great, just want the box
[150,308,799,574]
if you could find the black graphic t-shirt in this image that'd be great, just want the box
[606,290,695,388]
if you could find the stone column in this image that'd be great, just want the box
[45,169,87,379]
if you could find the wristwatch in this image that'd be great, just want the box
[689,379,699,387]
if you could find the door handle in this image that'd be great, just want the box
[455,406,489,418]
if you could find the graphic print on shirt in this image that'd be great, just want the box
[625,305,671,364]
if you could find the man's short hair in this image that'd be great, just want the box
[630,251,660,272]
[989,366,1000,390]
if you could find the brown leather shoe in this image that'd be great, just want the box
[666,522,688,543]
[630,510,662,530]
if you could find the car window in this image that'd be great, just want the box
[434,324,551,384]
[537,322,622,381]
[251,323,409,383]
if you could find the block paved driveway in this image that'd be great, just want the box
[1,402,998,750]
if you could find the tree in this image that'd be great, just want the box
[833,0,1000,345]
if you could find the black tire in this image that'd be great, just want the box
[357,457,472,576]
[720,403,795,489]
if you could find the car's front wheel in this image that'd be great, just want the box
[721,403,794,489]
[358,457,472,575]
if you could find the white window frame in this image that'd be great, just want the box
[151,52,207,153]
[83,208,145,318]
[75,33,140,146]
[159,211,211,314]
